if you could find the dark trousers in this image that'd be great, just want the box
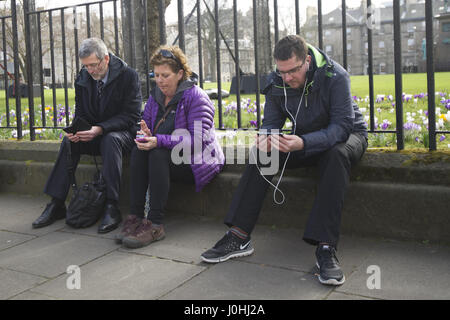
[224,133,368,248]
[130,147,195,224]
[44,131,134,202]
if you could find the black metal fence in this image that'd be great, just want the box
[0,0,448,151]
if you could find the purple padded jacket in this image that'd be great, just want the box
[142,83,224,192]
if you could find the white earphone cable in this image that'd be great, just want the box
[251,80,307,205]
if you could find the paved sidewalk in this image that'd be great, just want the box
[1,193,449,300]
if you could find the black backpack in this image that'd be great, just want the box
[65,139,106,228]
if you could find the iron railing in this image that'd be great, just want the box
[0,0,448,151]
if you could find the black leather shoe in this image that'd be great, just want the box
[32,202,66,229]
[98,203,122,234]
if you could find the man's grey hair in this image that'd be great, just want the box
[78,38,108,60]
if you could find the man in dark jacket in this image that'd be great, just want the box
[32,38,141,233]
[202,35,368,286]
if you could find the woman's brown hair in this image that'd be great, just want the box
[150,45,193,81]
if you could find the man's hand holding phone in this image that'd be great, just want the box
[256,129,304,153]
[270,134,304,153]
[76,126,103,142]
[63,117,100,143]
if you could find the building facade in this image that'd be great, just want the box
[302,0,450,75]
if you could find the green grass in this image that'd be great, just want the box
[350,72,450,97]
[0,88,75,117]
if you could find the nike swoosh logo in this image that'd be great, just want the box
[240,241,251,250]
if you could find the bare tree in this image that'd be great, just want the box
[122,0,171,98]
[0,0,43,84]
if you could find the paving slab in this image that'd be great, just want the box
[28,251,206,300]
[0,268,47,300]
[336,240,450,300]
[0,231,35,251]
[244,228,378,277]
[162,260,332,300]
[0,193,66,236]
[118,218,229,264]
[0,231,119,278]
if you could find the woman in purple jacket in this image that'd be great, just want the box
[116,46,224,248]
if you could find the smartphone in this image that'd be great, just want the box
[257,129,284,136]
[63,117,92,134]
[135,133,147,143]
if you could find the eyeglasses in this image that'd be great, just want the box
[159,49,182,70]
[83,58,103,70]
[275,60,306,78]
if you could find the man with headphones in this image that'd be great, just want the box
[201,35,368,286]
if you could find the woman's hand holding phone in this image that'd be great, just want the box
[135,120,157,150]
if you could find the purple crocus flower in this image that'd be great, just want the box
[380,119,391,130]
[249,120,258,128]
[404,122,421,131]
[440,135,446,142]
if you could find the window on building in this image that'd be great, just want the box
[407,23,416,38]
[347,42,352,55]
[326,45,333,55]
[380,63,387,74]
[408,38,416,51]
[384,24,392,34]
[442,22,450,33]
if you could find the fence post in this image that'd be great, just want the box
[24,0,35,140]
[317,0,323,50]
[393,0,404,150]
[158,0,167,45]
[214,0,223,128]
[11,0,22,139]
[196,0,203,88]
[177,0,185,52]
[342,0,347,70]
[426,0,436,151]
[233,0,241,128]
[367,0,375,133]
[253,0,261,128]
